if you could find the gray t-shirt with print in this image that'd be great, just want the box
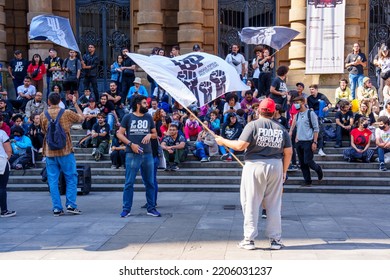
[121,113,155,154]
[239,117,291,160]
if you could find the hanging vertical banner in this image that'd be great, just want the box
[305,0,345,74]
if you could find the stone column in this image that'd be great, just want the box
[137,0,163,55]
[177,0,204,54]
[27,0,53,60]
[0,0,6,65]
[344,0,361,55]
[288,0,315,85]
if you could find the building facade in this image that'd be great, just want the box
[0,0,389,95]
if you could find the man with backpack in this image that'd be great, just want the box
[289,96,323,187]
[40,92,84,216]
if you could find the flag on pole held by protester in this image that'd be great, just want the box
[239,26,299,50]
[127,52,250,108]
[29,15,80,53]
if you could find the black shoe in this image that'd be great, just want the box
[300,182,312,187]
[164,164,172,171]
[261,209,267,219]
[317,166,323,181]
[171,164,179,171]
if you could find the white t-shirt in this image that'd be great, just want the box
[0,129,9,158]
[376,127,390,143]
[225,53,245,75]
[252,58,260,79]
[83,107,100,115]
[16,84,36,100]
[379,109,390,118]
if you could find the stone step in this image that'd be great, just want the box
[7,183,390,194]
[7,174,390,186]
[9,167,386,177]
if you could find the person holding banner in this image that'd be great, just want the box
[345,43,367,99]
[215,98,292,250]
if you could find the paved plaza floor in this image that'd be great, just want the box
[1,191,390,260]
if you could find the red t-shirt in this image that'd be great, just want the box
[27,63,46,81]
[350,128,371,146]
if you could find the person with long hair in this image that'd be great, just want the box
[27,53,46,93]
[373,44,390,103]
[343,117,374,163]
[111,54,124,90]
[258,48,275,97]
[354,100,376,125]
[153,108,166,139]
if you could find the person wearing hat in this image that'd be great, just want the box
[345,42,367,99]
[82,96,100,133]
[192,44,201,52]
[216,98,292,250]
[373,44,390,103]
[127,77,148,104]
[8,50,29,94]
[356,76,379,111]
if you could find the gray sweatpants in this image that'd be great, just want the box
[240,158,283,241]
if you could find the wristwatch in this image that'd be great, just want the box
[313,141,318,144]
[126,141,132,147]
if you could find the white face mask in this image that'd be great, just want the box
[294,103,301,110]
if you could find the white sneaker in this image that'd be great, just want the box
[318,148,326,157]
[270,239,285,250]
[238,239,256,250]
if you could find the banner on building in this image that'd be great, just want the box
[29,15,80,53]
[127,52,249,107]
[305,0,345,74]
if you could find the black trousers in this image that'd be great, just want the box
[296,140,322,184]
[0,162,10,213]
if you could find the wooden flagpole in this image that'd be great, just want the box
[183,106,244,167]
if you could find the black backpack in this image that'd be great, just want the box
[44,109,67,150]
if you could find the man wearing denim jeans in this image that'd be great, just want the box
[345,43,367,99]
[40,92,84,216]
[117,94,160,218]
[375,116,390,171]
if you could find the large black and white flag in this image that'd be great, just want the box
[127,52,249,107]
[29,15,80,53]
[239,26,299,51]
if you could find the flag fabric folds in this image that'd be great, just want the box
[29,15,80,53]
[239,26,299,50]
[127,52,250,107]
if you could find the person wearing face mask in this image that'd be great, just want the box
[343,117,374,163]
[334,100,354,148]
[116,94,160,218]
[289,96,323,187]
[375,116,390,171]
[8,125,32,170]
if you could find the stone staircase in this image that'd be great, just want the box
[8,115,390,194]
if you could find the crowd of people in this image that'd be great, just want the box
[1,41,389,251]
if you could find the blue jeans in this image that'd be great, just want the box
[349,73,364,99]
[377,148,390,163]
[140,155,159,206]
[195,141,208,159]
[219,145,235,156]
[317,100,329,118]
[123,152,156,212]
[107,113,115,131]
[46,153,78,211]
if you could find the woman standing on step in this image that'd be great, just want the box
[0,127,16,217]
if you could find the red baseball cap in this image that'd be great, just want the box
[259,98,276,113]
